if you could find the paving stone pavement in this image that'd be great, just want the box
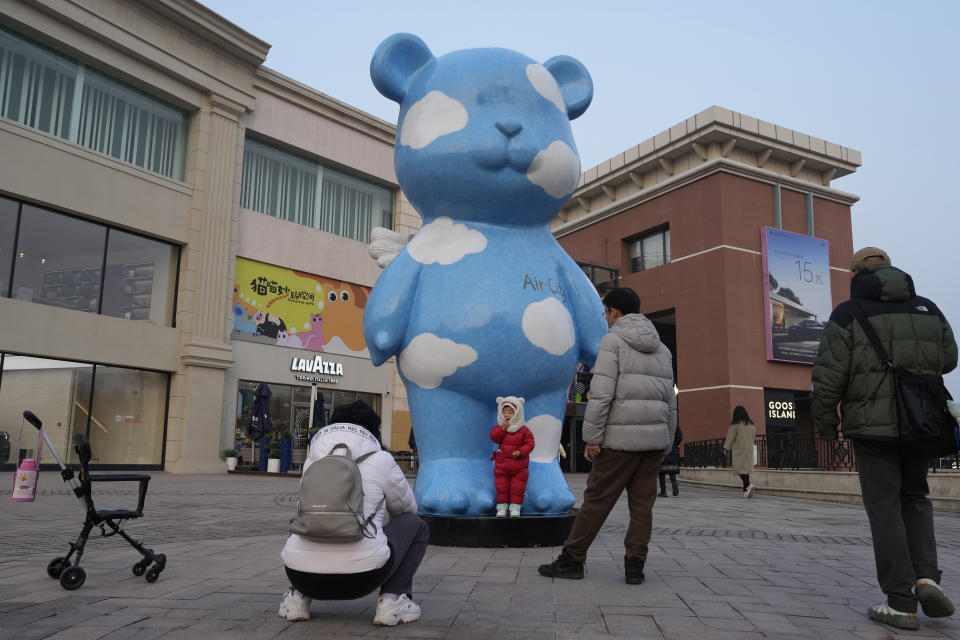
[2,472,959,639]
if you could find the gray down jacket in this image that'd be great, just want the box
[582,313,677,454]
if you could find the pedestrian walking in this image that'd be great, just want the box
[812,247,957,631]
[278,401,430,626]
[539,287,676,585]
[658,425,683,496]
[724,406,756,497]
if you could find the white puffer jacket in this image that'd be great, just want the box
[280,423,417,573]
[582,314,677,454]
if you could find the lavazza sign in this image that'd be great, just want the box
[290,355,343,384]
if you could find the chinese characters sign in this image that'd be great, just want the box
[761,227,832,364]
[232,257,370,357]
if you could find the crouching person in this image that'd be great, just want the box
[279,400,429,626]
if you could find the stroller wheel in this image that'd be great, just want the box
[59,566,86,590]
[47,557,69,579]
[132,559,150,576]
[145,566,161,583]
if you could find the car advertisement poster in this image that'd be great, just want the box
[761,227,832,364]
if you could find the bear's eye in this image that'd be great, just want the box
[327,291,338,303]
[340,290,350,302]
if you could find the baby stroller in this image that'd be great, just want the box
[22,411,166,590]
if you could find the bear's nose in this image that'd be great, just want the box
[495,120,522,139]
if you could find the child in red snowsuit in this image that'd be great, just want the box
[490,396,535,517]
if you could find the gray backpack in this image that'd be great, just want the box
[290,443,385,543]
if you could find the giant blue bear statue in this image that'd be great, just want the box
[365,33,607,516]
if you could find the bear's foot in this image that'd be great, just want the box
[521,461,575,515]
[415,458,497,516]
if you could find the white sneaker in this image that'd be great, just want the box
[508,503,521,517]
[745,485,755,498]
[373,594,421,626]
[495,503,507,518]
[278,587,310,621]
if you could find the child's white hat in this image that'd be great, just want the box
[496,396,525,433]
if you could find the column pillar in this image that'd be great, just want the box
[167,94,244,473]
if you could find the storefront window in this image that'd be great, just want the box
[12,205,107,312]
[100,229,178,324]
[0,355,93,465]
[0,355,166,468]
[87,366,167,465]
[234,380,381,467]
[0,197,18,297]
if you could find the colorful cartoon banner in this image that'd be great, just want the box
[761,227,832,364]
[231,257,369,357]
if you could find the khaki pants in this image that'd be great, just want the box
[563,448,663,563]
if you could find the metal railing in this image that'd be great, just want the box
[682,433,959,473]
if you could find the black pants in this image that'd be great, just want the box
[658,472,677,494]
[286,511,430,600]
[739,474,750,491]
[853,439,940,613]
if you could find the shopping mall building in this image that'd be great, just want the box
[0,0,420,471]
[0,1,860,471]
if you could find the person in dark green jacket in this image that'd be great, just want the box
[812,247,957,631]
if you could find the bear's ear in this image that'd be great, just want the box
[518,397,525,406]
[543,55,593,120]
[370,33,434,103]
[496,396,504,404]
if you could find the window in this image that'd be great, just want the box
[3,199,179,325]
[0,27,187,179]
[12,204,107,312]
[0,355,167,467]
[629,227,670,273]
[101,229,178,325]
[577,261,619,291]
[87,365,168,465]
[0,197,18,297]
[241,137,393,242]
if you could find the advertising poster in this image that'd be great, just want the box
[761,227,832,364]
[232,257,369,357]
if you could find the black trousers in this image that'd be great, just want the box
[853,439,941,613]
[285,511,430,600]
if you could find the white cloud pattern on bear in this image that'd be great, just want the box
[522,297,576,355]
[399,91,468,149]
[407,216,487,265]
[525,64,567,115]
[526,140,580,199]
[398,332,478,389]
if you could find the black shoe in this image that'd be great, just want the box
[672,484,679,496]
[624,555,645,585]
[658,491,667,497]
[538,549,584,580]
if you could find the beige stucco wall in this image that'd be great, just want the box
[236,208,384,287]
[245,88,396,186]
[0,121,193,243]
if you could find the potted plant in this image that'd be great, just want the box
[266,434,282,473]
[223,448,238,472]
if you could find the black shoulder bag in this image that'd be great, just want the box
[849,301,959,457]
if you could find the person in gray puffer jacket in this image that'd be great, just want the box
[539,287,676,585]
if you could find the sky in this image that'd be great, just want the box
[201,0,960,387]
